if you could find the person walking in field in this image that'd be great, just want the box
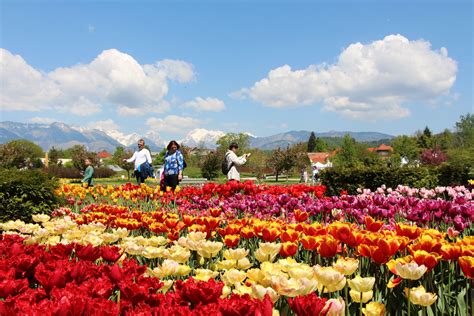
[224,142,250,182]
[161,140,184,191]
[81,158,94,187]
[124,138,152,184]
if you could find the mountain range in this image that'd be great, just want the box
[0,121,394,152]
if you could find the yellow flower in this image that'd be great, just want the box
[333,257,359,275]
[101,232,120,244]
[32,214,51,223]
[288,264,314,279]
[167,245,191,263]
[82,234,103,247]
[348,275,375,292]
[221,285,232,298]
[313,265,345,288]
[194,269,219,282]
[147,236,168,247]
[160,259,181,277]
[251,284,280,302]
[222,269,247,286]
[223,248,249,261]
[233,283,252,296]
[362,301,385,316]
[45,236,61,246]
[405,285,437,306]
[237,258,253,270]
[394,262,427,280]
[197,241,223,258]
[350,290,374,303]
[177,265,191,276]
[159,280,174,293]
[246,268,265,284]
[216,260,237,270]
[255,242,281,263]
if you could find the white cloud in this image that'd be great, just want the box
[28,117,57,124]
[0,48,196,116]
[235,34,457,120]
[146,115,203,135]
[87,119,119,131]
[183,97,226,112]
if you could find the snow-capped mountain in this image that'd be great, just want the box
[179,128,226,148]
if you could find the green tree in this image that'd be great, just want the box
[48,146,61,166]
[392,135,420,163]
[432,129,453,150]
[216,133,250,155]
[200,151,220,180]
[0,139,44,169]
[333,134,360,168]
[113,146,134,180]
[307,132,317,152]
[314,137,328,152]
[454,113,474,148]
[417,126,433,149]
[245,148,270,179]
[266,146,296,181]
[70,145,98,170]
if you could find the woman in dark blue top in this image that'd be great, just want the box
[162,140,184,191]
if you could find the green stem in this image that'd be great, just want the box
[408,289,411,316]
[345,286,349,316]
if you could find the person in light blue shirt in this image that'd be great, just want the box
[162,140,184,191]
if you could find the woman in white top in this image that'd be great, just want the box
[124,139,152,184]
[225,142,250,182]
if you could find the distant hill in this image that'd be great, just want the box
[249,130,394,149]
[0,121,163,152]
[0,121,394,152]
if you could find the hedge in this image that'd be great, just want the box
[320,164,470,196]
[0,169,61,223]
[43,166,116,179]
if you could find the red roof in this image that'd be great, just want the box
[97,150,112,159]
[307,151,336,164]
[377,144,393,152]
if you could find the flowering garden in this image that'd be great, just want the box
[1,181,473,315]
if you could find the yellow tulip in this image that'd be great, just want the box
[362,302,385,316]
[323,297,346,316]
[333,257,359,275]
[350,290,374,303]
[197,241,223,258]
[405,285,437,306]
[348,275,375,292]
[216,260,237,270]
[313,265,345,288]
[251,284,280,302]
[222,269,247,286]
[194,269,219,282]
[223,248,249,261]
[32,214,51,223]
[394,262,427,280]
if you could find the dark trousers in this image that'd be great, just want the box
[162,174,179,191]
[134,170,146,184]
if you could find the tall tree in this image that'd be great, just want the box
[70,145,98,170]
[266,146,296,181]
[307,132,317,152]
[48,146,61,166]
[454,113,474,148]
[417,126,433,149]
[392,135,420,163]
[0,139,44,169]
[113,146,134,180]
[314,137,328,152]
[216,133,250,155]
[200,151,220,180]
[333,134,360,168]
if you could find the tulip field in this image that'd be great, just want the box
[1,181,473,315]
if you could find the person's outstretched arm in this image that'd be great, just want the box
[229,152,247,166]
[126,152,137,163]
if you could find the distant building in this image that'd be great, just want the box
[307,151,337,169]
[97,150,112,159]
[367,144,393,157]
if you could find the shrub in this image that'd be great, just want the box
[94,167,116,178]
[43,166,115,179]
[0,169,61,223]
[320,164,468,195]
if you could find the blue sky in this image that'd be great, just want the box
[1,0,472,145]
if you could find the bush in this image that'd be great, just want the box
[0,169,61,223]
[320,164,469,195]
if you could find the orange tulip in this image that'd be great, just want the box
[440,243,462,261]
[209,208,222,217]
[262,227,280,242]
[409,234,442,254]
[165,217,180,229]
[318,235,339,258]
[280,229,300,243]
[396,223,420,240]
[294,209,309,222]
[412,250,441,270]
[280,242,298,257]
[240,226,256,239]
[224,235,240,248]
[303,223,326,237]
[458,256,474,279]
[329,222,358,247]
[167,229,180,241]
[301,235,320,251]
[365,216,383,232]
